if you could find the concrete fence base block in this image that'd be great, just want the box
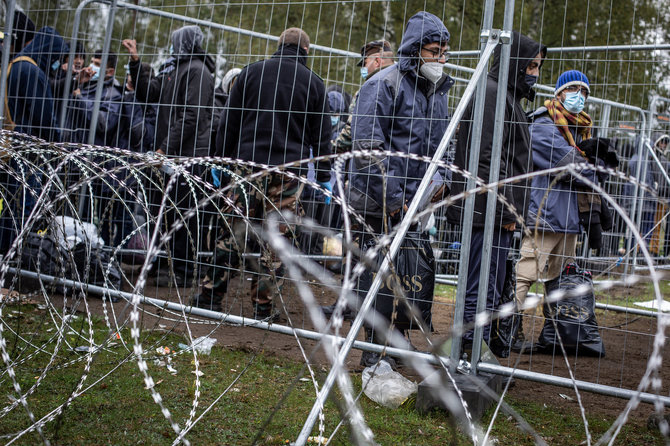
[415,369,502,420]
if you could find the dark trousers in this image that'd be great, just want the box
[147,166,205,278]
[463,228,512,343]
[201,173,302,307]
[0,167,42,255]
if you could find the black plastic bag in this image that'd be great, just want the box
[20,231,68,278]
[358,231,434,332]
[538,263,605,357]
[69,243,122,294]
[489,257,521,358]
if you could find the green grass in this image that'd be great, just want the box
[434,283,456,302]
[0,304,664,445]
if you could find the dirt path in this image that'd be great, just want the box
[40,265,668,429]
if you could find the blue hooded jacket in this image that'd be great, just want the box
[525,111,597,233]
[6,27,68,141]
[348,11,453,216]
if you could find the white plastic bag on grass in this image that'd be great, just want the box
[362,360,417,408]
[192,336,217,355]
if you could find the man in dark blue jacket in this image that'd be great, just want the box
[6,26,68,141]
[348,11,453,367]
[1,27,68,254]
[447,31,546,351]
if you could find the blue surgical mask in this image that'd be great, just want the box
[360,66,368,80]
[89,63,100,81]
[525,74,538,87]
[330,116,339,127]
[51,60,61,71]
[562,90,585,114]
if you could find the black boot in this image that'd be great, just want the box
[190,289,223,312]
[321,303,354,321]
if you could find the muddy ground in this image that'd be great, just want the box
[34,264,670,431]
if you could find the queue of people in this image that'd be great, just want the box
[0,10,663,363]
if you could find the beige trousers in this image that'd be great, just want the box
[515,232,578,306]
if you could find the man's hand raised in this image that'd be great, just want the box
[122,39,139,62]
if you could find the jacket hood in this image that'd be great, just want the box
[18,26,69,74]
[489,31,546,101]
[272,44,308,66]
[652,132,670,148]
[397,11,450,72]
[171,25,204,57]
[652,132,670,157]
[327,90,346,114]
[171,26,215,73]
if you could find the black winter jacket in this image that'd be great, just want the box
[129,53,215,157]
[447,31,546,228]
[215,44,332,181]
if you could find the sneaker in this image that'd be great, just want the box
[190,293,222,313]
[360,350,397,370]
[510,338,532,353]
[321,304,354,321]
[253,304,280,322]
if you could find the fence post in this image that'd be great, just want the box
[470,0,515,374]
[0,0,17,124]
[77,0,118,219]
[448,0,498,369]
[86,0,118,148]
[628,96,657,270]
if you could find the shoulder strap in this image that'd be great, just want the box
[4,56,39,131]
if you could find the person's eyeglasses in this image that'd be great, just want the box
[563,85,589,97]
[422,47,449,60]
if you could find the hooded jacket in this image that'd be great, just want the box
[524,109,598,233]
[64,75,123,147]
[129,25,215,157]
[6,27,68,141]
[348,11,454,216]
[215,44,332,180]
[447,31,546,228]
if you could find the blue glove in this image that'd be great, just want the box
[211,165,233,187]
[211,167,222,188]
[317,180,332,205]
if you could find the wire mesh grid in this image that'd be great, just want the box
[1,0,670,444]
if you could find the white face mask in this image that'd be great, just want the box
[420,61,444,83]
[89,64,100,81]
[562,90,585,114]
